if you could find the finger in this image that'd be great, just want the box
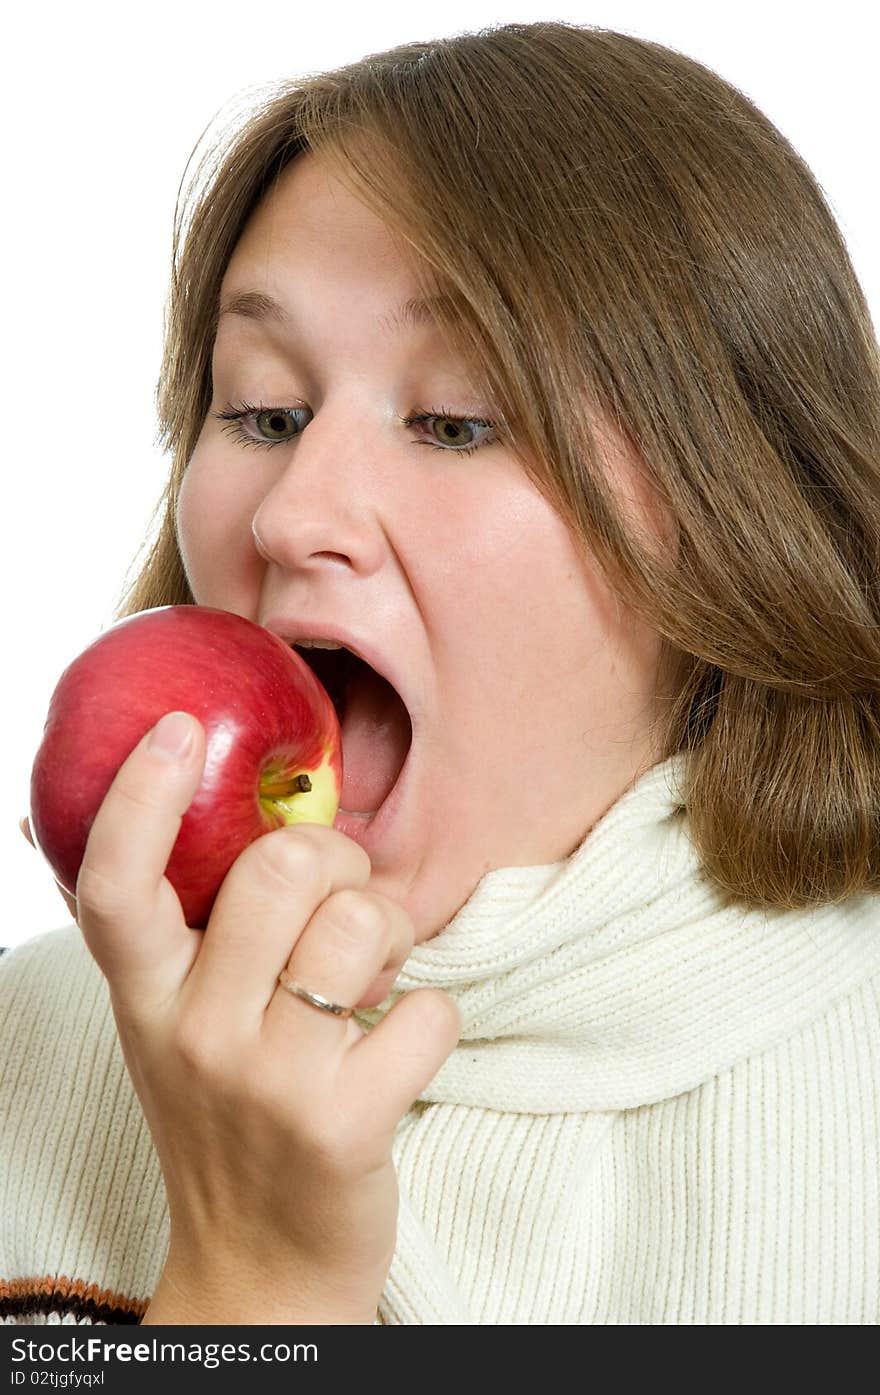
[348,988,462,1135]
[182,822,372,1030]
[21,815,78,920]
[263,888,415,1051]
[75,711,207,1013]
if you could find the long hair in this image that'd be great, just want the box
[116,20,880,910]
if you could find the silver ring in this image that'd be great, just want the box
[277,969,354,1019]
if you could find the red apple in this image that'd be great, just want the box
[29,605,343,928]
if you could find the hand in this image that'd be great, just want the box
[30,710,461,1324]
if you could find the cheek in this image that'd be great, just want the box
[176,458,217,591]
[176,450,263,601]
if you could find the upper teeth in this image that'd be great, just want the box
[295,639,344,649]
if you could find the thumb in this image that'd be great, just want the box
[74,711,207,1019]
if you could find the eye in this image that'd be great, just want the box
[213,402,307,451]
[211,400,500,457]
[399,406,498,457]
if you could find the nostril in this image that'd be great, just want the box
[312,551,351,565]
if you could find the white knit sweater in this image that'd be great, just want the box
[2,751,879,1324]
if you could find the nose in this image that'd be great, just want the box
[250,406,387,578]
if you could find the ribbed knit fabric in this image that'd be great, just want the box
[2,751,879,1324]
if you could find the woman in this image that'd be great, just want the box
[3,20,879,1325]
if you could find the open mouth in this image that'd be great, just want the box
[293,644,413,817]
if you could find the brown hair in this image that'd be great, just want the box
[116,20,880,911]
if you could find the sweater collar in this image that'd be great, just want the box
[357,752,880,1111]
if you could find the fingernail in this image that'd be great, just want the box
[148,711,195,761]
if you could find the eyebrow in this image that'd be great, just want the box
[217,289,457,336]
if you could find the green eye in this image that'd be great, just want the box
[212,399,499,457]
[254,408,303,441]
[213,403,309,451]
[401,410,495,455]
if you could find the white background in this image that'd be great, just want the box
[4,1,878,950]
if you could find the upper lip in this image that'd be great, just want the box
[260,614,414,723]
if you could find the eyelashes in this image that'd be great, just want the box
[211,400,500,457]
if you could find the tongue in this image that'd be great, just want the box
[339,663,411,814]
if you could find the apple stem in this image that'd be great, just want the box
[261,772,313,798]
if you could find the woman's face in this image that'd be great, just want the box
[178,151,670,942]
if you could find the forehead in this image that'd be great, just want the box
[224,152,408,285]
[214,166,491,385]
[218,154,466,345]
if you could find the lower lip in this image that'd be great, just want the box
[332,738,414,853]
